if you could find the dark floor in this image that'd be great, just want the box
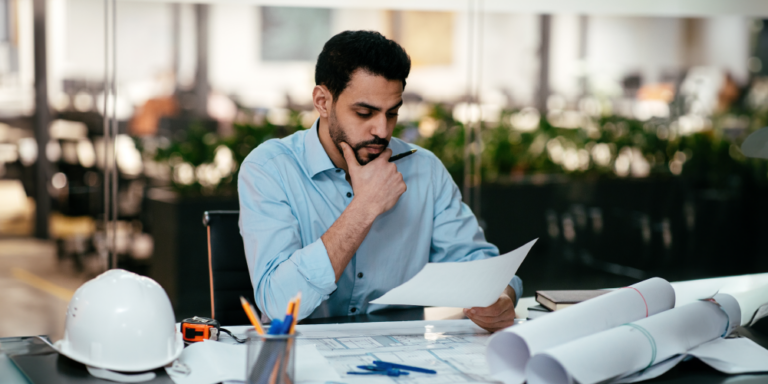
[0,239,88,341]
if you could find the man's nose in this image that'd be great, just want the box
[371,114,389,139]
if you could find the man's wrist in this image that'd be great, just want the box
[347,197,381,224]
[504,285,516,304]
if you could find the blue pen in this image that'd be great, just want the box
[280,314,294,334]
[348,368,409,376]
[267,319,283,335]
[357,365,386,371]
[373,360,437,374]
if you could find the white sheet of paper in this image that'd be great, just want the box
[614,355,687,384]
[670,273,768,310]
[688,337,768,374]
[214,320,487,342]
[166,341,340,384]
[294,344,341,383]
[370,239,537,308]
[294,319,494,383]
[721,281,768,326]
[486,277,676,384]
[166,340,246,384]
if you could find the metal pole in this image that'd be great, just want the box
[171,3,180,92]
[473,0,484,219]
[462,0,474,205]
[194,4,208,117]
[537,14,552,113]
[103,0,110,270]
[32,0,49,239]
[110,0,118,270]
[578,15,589,97]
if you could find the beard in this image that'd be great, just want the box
[328,107,389,165]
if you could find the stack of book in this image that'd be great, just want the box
[527,290,608,320]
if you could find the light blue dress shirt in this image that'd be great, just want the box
[238,120,523,321]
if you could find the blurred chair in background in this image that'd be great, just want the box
[203,210,258,325]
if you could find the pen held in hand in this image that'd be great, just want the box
[388,149,417,162]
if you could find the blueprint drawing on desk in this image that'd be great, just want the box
[293,320,498,384]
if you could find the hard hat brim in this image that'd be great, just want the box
[54,332,184,372]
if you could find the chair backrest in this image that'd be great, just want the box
[204,210,258,325]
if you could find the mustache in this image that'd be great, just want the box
[352,136,389,150]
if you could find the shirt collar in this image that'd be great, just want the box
[304,119,337,177]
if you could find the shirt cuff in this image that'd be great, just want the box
[508,275,523,306]
[287,238,337,297]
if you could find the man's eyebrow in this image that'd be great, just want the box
[352,102,381,111]
[352,99,403,112]
[387,99,404,112]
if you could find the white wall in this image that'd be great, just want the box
[587,17,686,89]
[208,4,322,108]
[698,16,750,84]
[207,6,542,108]
[549,14,582,100]
[64,0,173,82]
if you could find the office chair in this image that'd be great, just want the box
[203,210,259,325]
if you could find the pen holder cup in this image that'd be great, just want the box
[246,330,297,384]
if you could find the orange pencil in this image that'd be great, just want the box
[289,292,301,334]
[240,296,264,335]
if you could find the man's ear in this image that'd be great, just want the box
[312,85,332,118]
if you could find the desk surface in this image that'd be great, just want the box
[4,273,768,384]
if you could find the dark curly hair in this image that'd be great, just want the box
[315,31,411,101]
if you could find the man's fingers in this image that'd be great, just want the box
[466,309,511,322]
[464,307,506,321]
[469,301,507,317]
[469,313,512,324]
[379,148,393,161]
[465,312,515,333]
[471,306,503,317]
[463,295,517,333]
[340,142,359,168]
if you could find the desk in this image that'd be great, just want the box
[3,273,768,383]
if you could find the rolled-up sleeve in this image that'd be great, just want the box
[238,158,336,321]
[428,156,523,305]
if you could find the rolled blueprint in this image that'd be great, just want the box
[486,277,675,384]
[525,293,741,384]
[721,281,768,326]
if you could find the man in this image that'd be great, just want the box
[239,31,522,332]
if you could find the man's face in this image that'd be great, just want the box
[328,69,404,165]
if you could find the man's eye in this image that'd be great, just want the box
[357,112,371,117]
[387,113,399,117]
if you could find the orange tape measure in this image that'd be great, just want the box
[180,316,220,343]
[180,316,246,344]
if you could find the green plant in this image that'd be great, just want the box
[143,91,768,196]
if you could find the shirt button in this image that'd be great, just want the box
[346,192,352,198]
[336,169,341,173]
[357,272,363,278]
[350,307,357,313]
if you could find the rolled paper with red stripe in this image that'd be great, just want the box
[526,293,742,384]
[486,277,675,384]
[622,286,649,317]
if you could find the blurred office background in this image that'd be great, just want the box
[2,0,768,339]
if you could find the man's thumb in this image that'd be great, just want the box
[340,142,359,167]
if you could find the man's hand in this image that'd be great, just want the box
[341,142,406,216]
[464,286,517,333]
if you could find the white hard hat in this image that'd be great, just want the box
[55,269,184,373]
